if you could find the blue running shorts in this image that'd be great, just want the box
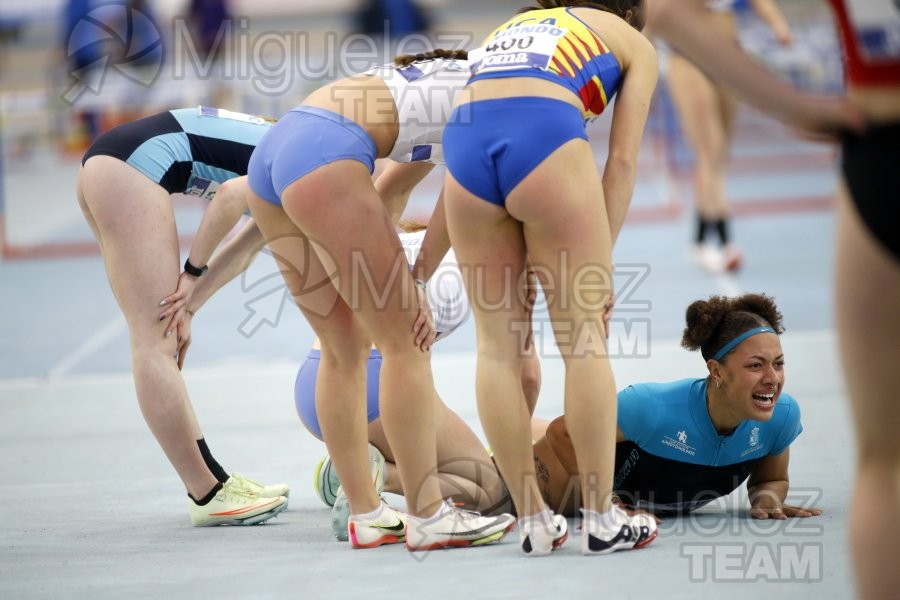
[248,106,378,205]
[294,349,383,440]
[443,97,588,207]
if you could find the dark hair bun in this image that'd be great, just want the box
[681,294,784,360]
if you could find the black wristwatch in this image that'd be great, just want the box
[184,258,208,277]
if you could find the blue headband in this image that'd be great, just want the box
[712,326,776,361]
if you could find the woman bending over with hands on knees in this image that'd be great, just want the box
[443,0,659,556]
[302,226,533,541]
[77,107,289,527]
[246,49,516,551]
[533,294,821,521]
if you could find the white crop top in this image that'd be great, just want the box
[368,58,472,165]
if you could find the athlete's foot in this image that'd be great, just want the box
[723,244,742,272]
[693,243,725,274]
[581,506,658,555]
[519,511,568,557]
[349,500,407,549]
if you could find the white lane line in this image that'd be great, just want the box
[45,315,127,381]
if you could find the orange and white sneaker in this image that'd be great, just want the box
[348,500,407,549]
[405,501,516,551]
[188,479,288,526]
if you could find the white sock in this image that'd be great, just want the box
[407,500,448,524]
[353,502,384,521]
[518,509,553,533]
[582,506,621,531]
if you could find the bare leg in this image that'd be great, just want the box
[77,157,217,499]
[247,189,380,515]
[432,396,506,512]
[531,417,552,443]
[667,56,732,221]
[532,416,581,517]
[276,161,443,517]
[835,184,900,600]
[368,396,508,513]
[508,140,618,515]
[522,343,542,417]
[445,172,543,518]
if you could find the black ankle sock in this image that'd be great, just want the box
[190,481,224,506]
[695,215,710,244]
[197,438,230,483]
[715,219,731,246]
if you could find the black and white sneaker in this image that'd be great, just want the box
[520,512,568,557]
[581,506,658,555]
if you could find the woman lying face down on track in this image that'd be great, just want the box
[532,293,822,520]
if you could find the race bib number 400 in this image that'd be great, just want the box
[845,0,900,61]
[469,24,568,73]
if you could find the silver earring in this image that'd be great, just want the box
[716,380,722,389]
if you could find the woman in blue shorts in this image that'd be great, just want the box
[442,0,659,556]
[77,106,289,527]
[246,49,516,551]
[533,293,822,521]
[298,226,529,542]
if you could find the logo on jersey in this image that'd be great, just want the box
[749,427,760,447]
[741,426,763,457]
[662,430,696,456]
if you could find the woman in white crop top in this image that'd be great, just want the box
[244,49,518,550]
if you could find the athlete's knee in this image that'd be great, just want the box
[130,332,179,364]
